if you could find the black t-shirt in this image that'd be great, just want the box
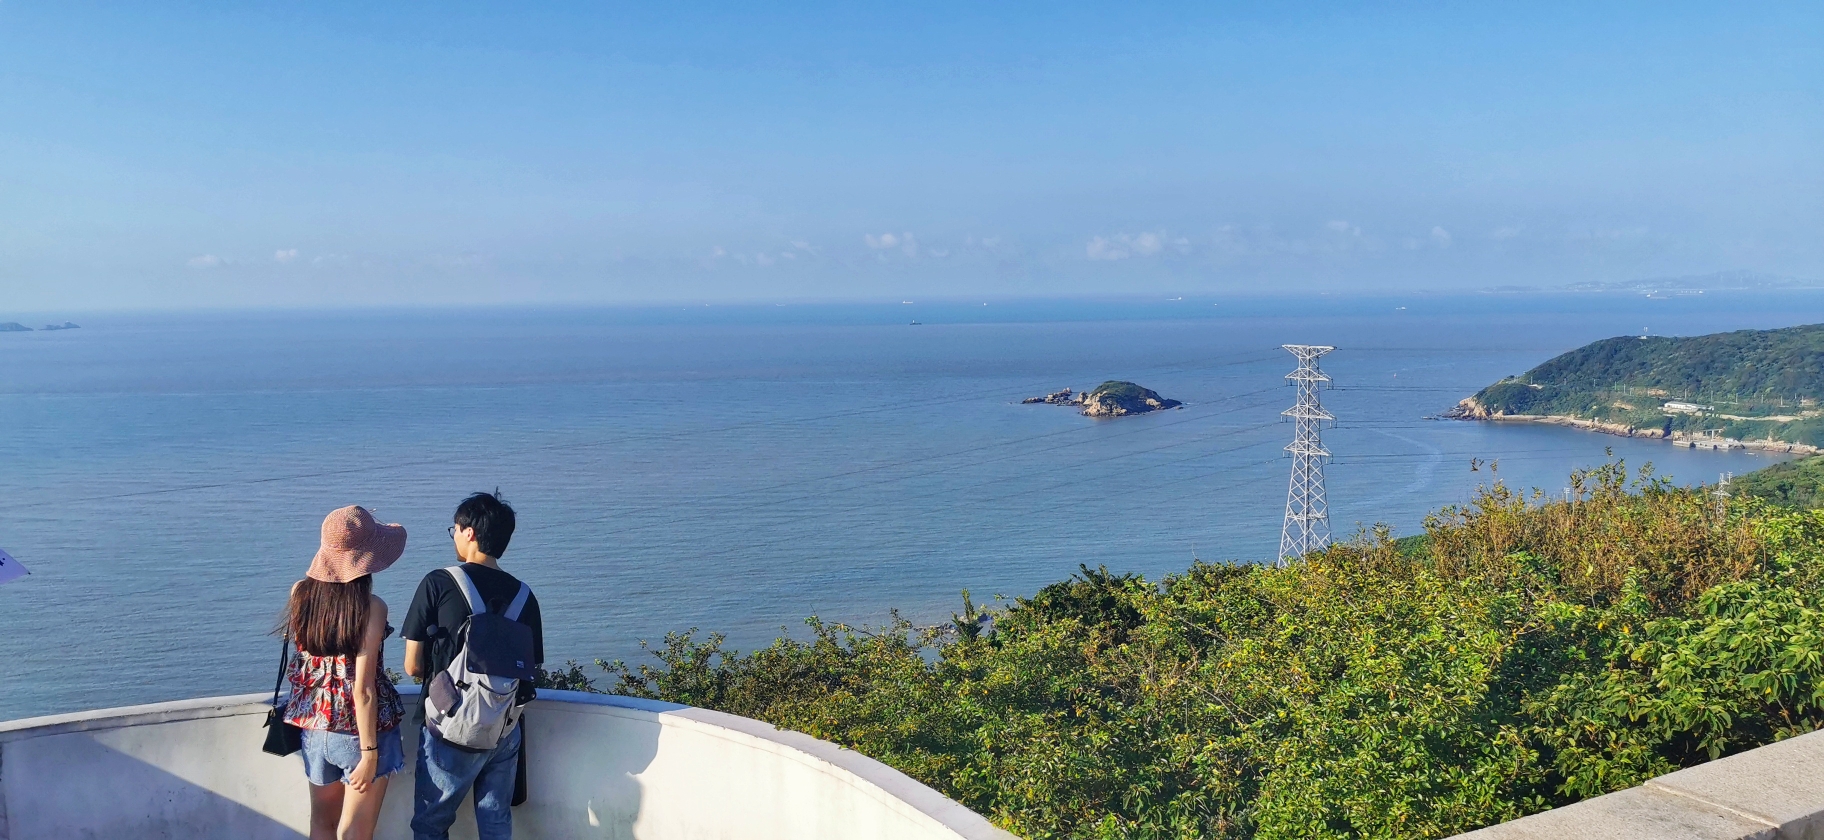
[402,563,544,712]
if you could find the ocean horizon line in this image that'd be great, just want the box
[10,287,1824,327]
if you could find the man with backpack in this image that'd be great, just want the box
[402,491,544,840]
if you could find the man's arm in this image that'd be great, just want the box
[529,592,545,671]
[403,639,425,679]
[399,574,439,680]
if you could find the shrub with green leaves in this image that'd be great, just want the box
[542,462,1824,839]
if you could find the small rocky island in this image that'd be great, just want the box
[0,322,31,332]
[42,322,79,331]
[1023,381,1182,417]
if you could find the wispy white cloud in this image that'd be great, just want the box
[1430,226,1452,248]
[1575,226,1650,242]
[755,252,775,266]
[1492,226,1523,240]
[274,248,299,263]
[186,254,225,268]
[1086,231,1183,261]
[1320,220,1379,252]
[1210,225,1250,255]
[429,252,487,268]
[1086,236,1125,260]
[865,231,919,257]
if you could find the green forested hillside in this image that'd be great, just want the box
[1734,455,1824,509]
[541,463,1824,839]
[1470,323,1824,444]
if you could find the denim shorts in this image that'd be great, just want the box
[300,726,405,786]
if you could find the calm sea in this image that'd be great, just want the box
[2,292,1817,720]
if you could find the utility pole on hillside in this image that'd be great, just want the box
[1279,344,1335,566]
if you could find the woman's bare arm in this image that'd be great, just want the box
[347,595,388,792]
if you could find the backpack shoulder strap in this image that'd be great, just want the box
[504,582,531,622]
[444,566,486,617]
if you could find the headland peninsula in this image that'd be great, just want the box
[1445,323,1824,454]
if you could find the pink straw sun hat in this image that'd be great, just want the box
[306,505,407,583]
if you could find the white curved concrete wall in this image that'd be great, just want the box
[0,688,1017,840]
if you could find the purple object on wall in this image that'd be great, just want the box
[0,548,29,585]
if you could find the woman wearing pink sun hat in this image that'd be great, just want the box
[277,505,409,840]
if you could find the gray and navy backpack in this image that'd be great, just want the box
[423,566,537,751]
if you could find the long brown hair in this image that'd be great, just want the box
[282,575,373,657]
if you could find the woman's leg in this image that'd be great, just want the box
[336,775,390,840]
[308,782,345,840]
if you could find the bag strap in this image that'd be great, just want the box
[270,634,291,707]
[504,582,531,622]
[444,565,486,617]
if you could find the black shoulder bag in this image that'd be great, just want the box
[262,635,303,756]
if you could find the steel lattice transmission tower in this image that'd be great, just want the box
[1278,344,1335,565]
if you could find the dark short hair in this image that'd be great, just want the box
[454,490,516,558]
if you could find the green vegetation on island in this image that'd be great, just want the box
[1453,323,1824,446]
[1081,380,1181,417]
[541,461,1824,839]
[1023,381,1183,417]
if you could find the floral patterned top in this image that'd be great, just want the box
[281,624,404,734]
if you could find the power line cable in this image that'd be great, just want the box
[595,437,1291,572]
[21,350,1287,509]
[606,421,1289,559]
[529,386,1288,531]
[550,407,1291,542]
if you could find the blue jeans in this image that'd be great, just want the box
[411,723,521,840]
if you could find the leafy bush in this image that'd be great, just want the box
[549,462,1824,839]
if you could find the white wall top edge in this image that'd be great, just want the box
[0,692,272,742]
[0,688,1019,840]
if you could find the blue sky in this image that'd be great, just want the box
[2,2,1819,310]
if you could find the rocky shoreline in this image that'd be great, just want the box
[1441,397,1820,455]
[1023,381,1183,418]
